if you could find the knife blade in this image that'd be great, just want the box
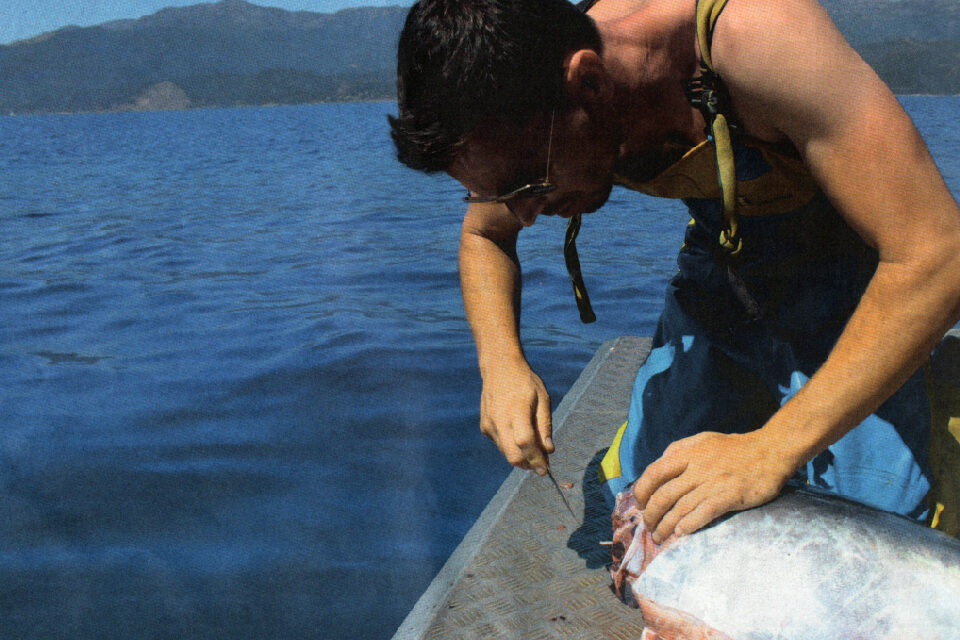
[545,468,578,522]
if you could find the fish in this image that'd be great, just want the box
[608,486,960,640]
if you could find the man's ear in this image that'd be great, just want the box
[564,49,613,107]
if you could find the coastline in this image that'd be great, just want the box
[1,97,399,118]
[4,94,958,118]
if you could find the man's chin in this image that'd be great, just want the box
[554,185,613,218]
[584,184,613,214]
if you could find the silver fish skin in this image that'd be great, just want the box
[610,488,960,640]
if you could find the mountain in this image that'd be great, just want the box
[818,0,960,45]
[811,0,960,95]
[0,1,406,114]
[0,0,958,115]
[860,39,960,95]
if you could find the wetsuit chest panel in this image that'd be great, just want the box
[614,138,820,217]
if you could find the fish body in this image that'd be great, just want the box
[610,488,960,640]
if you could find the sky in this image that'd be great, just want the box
[0,0,416,45]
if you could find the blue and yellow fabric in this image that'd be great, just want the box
[598,178,933,521]
[927,335,960,536]
[595,0,944,526]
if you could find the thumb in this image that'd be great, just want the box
[535,389,554,454]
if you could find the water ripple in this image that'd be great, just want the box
[0,98,957,640]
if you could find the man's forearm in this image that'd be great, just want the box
[761,251,960,469]
[458,228,526,374]
[634,247,960,542]
[457,207,554,472]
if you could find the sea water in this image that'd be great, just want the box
[0,98,957,639]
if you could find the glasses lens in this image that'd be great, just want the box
[515,182,556,199]
[463,181,556,203]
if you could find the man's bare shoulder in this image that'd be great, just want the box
[710,0,845,62]
[708,0,874,143]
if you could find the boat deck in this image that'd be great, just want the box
[393,336,651,640]
[392,330,960,640]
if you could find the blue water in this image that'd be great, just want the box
[1,97,958,639]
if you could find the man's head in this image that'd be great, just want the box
[389,0,603,174]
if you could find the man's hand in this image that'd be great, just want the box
[633,430,798,543]
[458,202,555,475]
[479,361,554,475]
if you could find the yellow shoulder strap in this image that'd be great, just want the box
[696,0,731,72]
[692,0,741,256]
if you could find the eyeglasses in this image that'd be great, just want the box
[463,111,557,204]
[458,110,596,325]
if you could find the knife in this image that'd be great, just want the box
[545,468,578,522]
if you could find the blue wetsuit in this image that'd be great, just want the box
[601,137,932,521]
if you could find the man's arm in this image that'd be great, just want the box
[459,201,554,475]
[635,0,960,541]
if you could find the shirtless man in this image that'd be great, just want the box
[389,0,960,541]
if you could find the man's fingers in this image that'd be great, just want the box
[478,373,552,474]
[499,429,532,470]
[482,418,530,470]
[516,387,550,474]
[501,445,532,470]
[652,486,710,543]
[514,421,548,475]
[535,391,554,454]
[479,421,497,444]
[486,413,540,471]
[673,494,733,539]
[633,451,688,509]
[641,474,699,535]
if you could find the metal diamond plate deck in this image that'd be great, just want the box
[393,330,960,639]
[393,336,652,640]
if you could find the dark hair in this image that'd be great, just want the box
[388,0,602,173]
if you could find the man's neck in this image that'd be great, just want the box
[592,0,704,156]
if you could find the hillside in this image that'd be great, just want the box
[820,0,960,45]
[0,1,405,114]
[860,39,960,95]
[1,0,958,115]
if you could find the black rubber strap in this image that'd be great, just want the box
[564,214,597,324]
